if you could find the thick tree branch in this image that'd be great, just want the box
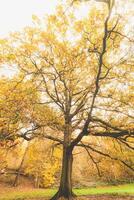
[71,1,114,148]
[77,143,134,172]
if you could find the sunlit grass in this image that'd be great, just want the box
[0,189,57,200]
[75,183,134,195]
[0,183,134,200]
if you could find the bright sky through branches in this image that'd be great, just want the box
[0,0,91,77]
[0,0,59,77]
[0,0,133,36]
[0,0,92,37]
[0,0,133,77]
[0,0,58,37]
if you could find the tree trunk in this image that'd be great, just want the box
[34,174,40,188]
[13,171,20,187]
[51,146,75,200]
[13,143,29,187]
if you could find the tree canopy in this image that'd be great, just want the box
[0,0,134,199]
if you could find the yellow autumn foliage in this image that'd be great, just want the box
[24,139,61,187]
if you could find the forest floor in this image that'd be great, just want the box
[28,196,134,200]
[0,183,133,200]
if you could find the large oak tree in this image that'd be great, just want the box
[0,0,134,199]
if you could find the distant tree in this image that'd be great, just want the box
[0,0,134,199]
[0,77,39,143]
[24,139,61,188]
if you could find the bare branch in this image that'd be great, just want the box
[77,143,134,172]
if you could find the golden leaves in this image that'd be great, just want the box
[32,15,41,25]
[25,139,61,187]
[0,78,39,138]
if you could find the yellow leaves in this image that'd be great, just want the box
[40,31,56,46]
[73,6,108,48]
[21,43,37,55]
[0,39,7,45]
[33,104,64,130]
[48,15,57,23]
[75,21,84,33]
[32,15,40,25]
[0,148,7,171]
[25,139,61,187]
[66,0,80,7]
[46,5,70,38]
[6,53,16,61]
[0,77,40,140]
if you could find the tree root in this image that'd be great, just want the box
[50,190,76,200]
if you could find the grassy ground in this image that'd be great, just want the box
[0,183,133,200]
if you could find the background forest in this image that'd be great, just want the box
[0,136,134,188]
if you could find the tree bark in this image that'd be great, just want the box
[51,146,75,200]
[13,143,29,187]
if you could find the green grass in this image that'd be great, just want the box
[75,183,134,195]
[0,183,134,200]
